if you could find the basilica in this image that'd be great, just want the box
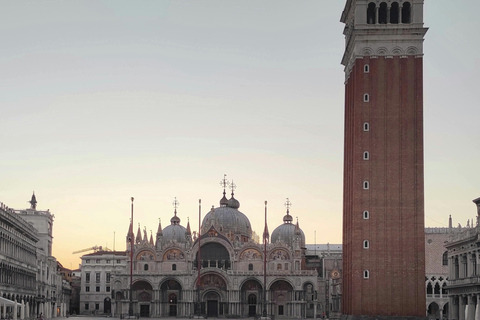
[109,181,321,318]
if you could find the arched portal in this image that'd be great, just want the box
[104,297,111,315]
[205,291,220,317]
[270,280,293,317]
[160,279,182,317]
[195,242,231,269]
[427,302,440,319]
[132,280,153,317]
[241,279,262,317]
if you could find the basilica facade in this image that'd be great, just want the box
[110,186,320,318]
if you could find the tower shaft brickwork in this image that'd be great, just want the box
[340,1,427,318]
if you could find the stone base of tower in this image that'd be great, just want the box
[340,315,426,320]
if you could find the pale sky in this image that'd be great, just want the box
[1,1,479,270]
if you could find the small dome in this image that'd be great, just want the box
[227,196,240,209]
[162,224,187,243]
[271,217,305,248]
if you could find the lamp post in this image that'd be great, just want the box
[128,197,134,317]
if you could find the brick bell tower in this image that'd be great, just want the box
[340,1,427,319]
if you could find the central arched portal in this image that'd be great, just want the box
[160,279,182,317]
[205,291,220,317]
[270,280,293,317]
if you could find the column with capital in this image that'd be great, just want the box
[461,295,466,320]
[467,294,475,320]
[475,294,480,320]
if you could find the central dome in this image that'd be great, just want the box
[201,192,252,241]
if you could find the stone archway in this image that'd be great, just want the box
[160,279,182,317]
[427,302,440,319]
[240,279,262,317]
[270,280,293,318]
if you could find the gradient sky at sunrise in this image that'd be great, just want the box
[1,1,479,269]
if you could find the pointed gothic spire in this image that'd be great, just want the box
[149,231,154,246]
[157,218,163,236]
[29,192,37,210]
[136,223,142,243]
[186,218,191,235]
[295,217,301,235]
[143,227,148,242]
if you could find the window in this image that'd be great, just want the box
[85,304,89,310]
[363,151,370,160]
[363,240,370,249]
[367,2,376,24]
[106,286,111,292]
[144,264,149,271]
[363,270,370,279]
[85,273,90,282]
[363,93,369,102]
[95,304,99,310]
[106,260,110,264]
[363,211,370,219]
[364,64,369,73]
[363,181,370,190]
[277,264,282,270]
[364,122,370,131]
[96,286,100,292]
[172,264,177,271]
[95,272,100,282]
[117,260,121,264]
[96,259,100,263]
[248,263,253,271]
[402,2,411,24]
[85,259,90,263]
[442,252,448,266]
[379,2,387,24]
[285,263,289,270]
[390,2,399,24]
[86,286,90,292]
[106,273,111,283]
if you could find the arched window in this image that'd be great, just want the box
[363,151,370,160]
[442,282,447,295]
[172,264,176,271]
[367,3,376,24]
[442,251,448,266]
[363,181,370,190]
[363,270,369,279]
[379,2,388,24]
[402,2,411,24]
[248,263,253,271]
[434,283,441,295]
[363,211,370,219]
[363,240,369,249]
[144,264,148,271]
[364,64,369,73]
[364,93,370,102]
[426,282,433,295]
[390,2,399,24]
[364,122,370,131]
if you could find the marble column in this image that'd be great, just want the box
[467,295,475,320]
[461,296,466,320]
[476,294,480,320]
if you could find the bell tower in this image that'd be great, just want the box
[340,1,427,319]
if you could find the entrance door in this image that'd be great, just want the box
[104,298,111,314]
[169,293,177,316]
[140,305,149,317]
[207,300,218,317]
[248,294,257,317]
